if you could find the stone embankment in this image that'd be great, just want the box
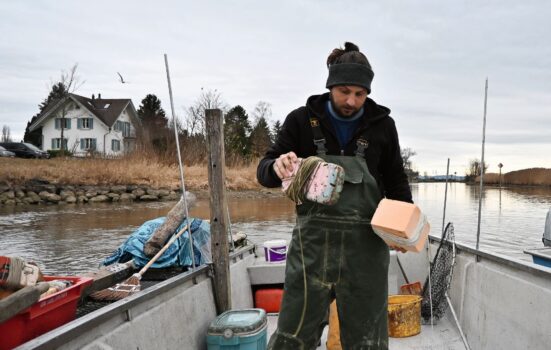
[0,179,181,206]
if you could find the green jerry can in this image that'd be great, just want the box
[206,308,267,350]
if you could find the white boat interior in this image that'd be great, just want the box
[18,236,551,350]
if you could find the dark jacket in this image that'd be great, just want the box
[257,93,413,203]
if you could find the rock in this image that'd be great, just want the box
[120,193,134,201]
[4,199,15,205]
[132,188,145,197]
[166,193,180,201]
[158,189,170,197]
[107,193,120,200]
[15,190,25,198]
[110,185,127,194]
[60,190,75,200]
[89,195,109,203]
[22,197,36,204]
[77,195,89,203]
[45,193,61,203]
[140,194,158,201]
[65,196,77,203]
[38,191,52,200]
[85,190,98,198]
[75,190,85,196]
[4,191,15,199]
[97,189,110,195]
[146,188,159,196]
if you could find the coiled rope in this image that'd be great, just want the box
[284,156,324,204]
[0,256,26,289]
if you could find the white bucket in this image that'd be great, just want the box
[263,240,287,263]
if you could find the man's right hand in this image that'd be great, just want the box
[273,152,298,180]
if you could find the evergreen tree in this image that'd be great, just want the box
[24,82,68,146]
[250,117,272,157]
[137,94,168,129]
[224,105,251,159]
[271,120,282,143]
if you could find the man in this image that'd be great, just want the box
[257,42,412,349]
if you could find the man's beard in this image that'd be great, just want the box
[330,95,360,118]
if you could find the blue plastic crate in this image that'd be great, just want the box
[207,308,267,350]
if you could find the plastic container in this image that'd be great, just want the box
[206,308,267,350]
[371,199,430,252]
[0,275,93,350]
[388,295,422,338]
[263,240,287,263]
[255,288,284,313]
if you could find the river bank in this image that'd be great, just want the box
[0,157,273,206]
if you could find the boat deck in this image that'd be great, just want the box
[267,312,466,350]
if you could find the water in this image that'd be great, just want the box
[1,183,550,275]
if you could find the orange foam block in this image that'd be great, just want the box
[371,199,430,252]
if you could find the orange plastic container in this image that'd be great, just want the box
[254,288,284,313]
[371,199,430,252]
[0,275,93,350]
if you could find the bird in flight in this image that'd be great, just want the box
[117,72,130,84]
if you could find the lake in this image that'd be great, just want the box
[1,183,550,275]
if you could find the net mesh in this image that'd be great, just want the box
[421,222,456,322]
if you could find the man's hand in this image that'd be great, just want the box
[273,152,298,180]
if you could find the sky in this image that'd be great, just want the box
[1,0,550,175]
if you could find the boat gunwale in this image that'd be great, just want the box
[18,245,256,350]
[429,235,551,277]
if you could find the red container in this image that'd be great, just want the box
[0,275,92,350]
[255,288,284,313]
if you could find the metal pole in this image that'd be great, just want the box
[442,158,450,235]
[164,54,195,270]
[475,78,488,254]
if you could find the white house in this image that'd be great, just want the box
[29,93,139,156]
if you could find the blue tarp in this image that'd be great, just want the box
[102,217,212,268]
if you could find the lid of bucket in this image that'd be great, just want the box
[263,239,287,248]
[208,308,267,335]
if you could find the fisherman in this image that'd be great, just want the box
[257,42,412,349]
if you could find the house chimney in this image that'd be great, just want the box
[98,93,101,99]
[92,94,95,100]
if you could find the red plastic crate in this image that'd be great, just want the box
[0,275,92,350]
[254,288,284,313]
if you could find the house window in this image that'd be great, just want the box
[114,120,123,132]
[78,118,93,129]
[54,118,71,130]
[123,122,131,137]
[51,138,68,150]
[80,138,96,151]
[112,139,121,152]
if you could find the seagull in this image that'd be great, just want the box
[117,72,130,84]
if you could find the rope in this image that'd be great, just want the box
[0,257,26,289]
[284,156,324,204]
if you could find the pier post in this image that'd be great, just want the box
[205,108,231,313]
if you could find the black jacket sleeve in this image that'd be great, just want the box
[381,119,413,203]
[256,110,301,188]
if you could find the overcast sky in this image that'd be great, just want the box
[1,0,550,175]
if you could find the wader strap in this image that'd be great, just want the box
[309,117,327,156]
[355,137,369,158]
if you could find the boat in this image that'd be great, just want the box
[524,208,551,267]
[13,233,551,350]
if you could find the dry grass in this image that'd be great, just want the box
[476,168,551,186]
[0,155,262,191]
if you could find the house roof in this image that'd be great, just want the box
[29,93,137,131]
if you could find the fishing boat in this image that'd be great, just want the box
[10,235,551,350]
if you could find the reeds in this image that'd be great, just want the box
[0,154,262,191]
[475,168,551,186]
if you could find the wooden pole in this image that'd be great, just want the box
[205,108,231,313]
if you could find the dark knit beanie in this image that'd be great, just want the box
[325,42,374,92]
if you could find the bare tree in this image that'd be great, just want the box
[1,125,12,142]
[467,158,489,180]
[183,88,228,136]
[54,64,84,152]
[251,101,272,124]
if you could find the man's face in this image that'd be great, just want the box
[330,85,368,117]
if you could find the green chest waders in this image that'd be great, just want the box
[268,120,389,350]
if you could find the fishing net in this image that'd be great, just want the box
[421,222,456,323]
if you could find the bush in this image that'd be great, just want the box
[47,149,73,158]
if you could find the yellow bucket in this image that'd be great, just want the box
[388,295,422,337]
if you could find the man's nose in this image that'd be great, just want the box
[346,96,357,106]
